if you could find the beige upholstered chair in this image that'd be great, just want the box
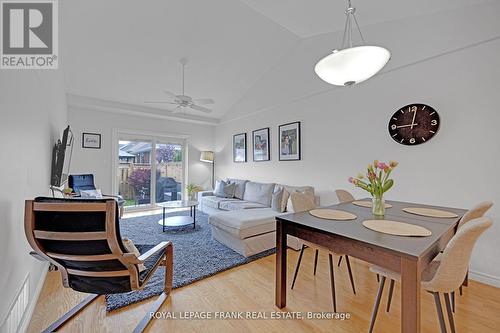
[435,201,493,306]
[335,189,355,203]
[289,192,356,312]
[458,201,493,228]
[368,217,492,333]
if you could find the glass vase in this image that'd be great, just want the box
[372,196,385,216]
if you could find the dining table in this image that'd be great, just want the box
[275,199,467,333]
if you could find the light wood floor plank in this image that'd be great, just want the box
[28,248,500,332]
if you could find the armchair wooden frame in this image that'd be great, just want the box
[25,199,173,333]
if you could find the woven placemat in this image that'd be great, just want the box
[363,219,432,237]
[402,207,458,218]
[352,200,393,208]
[309,209,357,221]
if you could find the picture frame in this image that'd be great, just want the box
[252,127,270,162]
[233,133,247,162]
[278,121,301,161]
[82,132,101,149]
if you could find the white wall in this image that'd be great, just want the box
[68,106,215,194]
[0,70,67,329]
[215,9,500,284]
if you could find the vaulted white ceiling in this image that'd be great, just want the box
[239,0,491,38]
[61,0,494,122]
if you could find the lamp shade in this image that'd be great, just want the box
[314,46,390,86]
[200,151,214,163]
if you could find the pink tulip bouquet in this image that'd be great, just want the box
[348,160,398,215]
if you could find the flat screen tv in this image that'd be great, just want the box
[50,126,74,187]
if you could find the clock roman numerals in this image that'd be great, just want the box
[388,104,440,146]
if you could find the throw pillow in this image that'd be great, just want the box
[80,189,103,199]
[122,238,146,272]
[227,179,248,200]
[281,189,290,212]
[214,180,236,198]
[287,191,316,213]
[271,187,284,212]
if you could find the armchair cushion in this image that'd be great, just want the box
[68,174,96,195]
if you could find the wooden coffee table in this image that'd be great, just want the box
[157,200,198,232]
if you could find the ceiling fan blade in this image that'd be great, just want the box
[190,104,212,113]
[163,90,178,98]
[171,105,183,114]
[144,101,178,104]
[192,98,215,105]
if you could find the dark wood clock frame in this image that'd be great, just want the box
[388,103,440,146]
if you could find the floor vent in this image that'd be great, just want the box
[2,276,29,333]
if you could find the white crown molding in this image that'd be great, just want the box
[66,94,220,126]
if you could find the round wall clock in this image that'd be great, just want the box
[388,103,440,145]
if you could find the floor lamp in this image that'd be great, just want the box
[200,151,215,189]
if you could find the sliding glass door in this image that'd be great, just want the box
[155,142,183,205]
[117,135,185,211]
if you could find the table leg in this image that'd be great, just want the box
[401,257,421,333]
[193,206,196,229]
[275,219,287,308]
[162,207,165,232]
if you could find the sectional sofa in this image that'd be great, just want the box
[198,179,319,257]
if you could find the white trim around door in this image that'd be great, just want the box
[112,128,190,212]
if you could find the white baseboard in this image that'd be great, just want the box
[18,263,49,333]
[469,269,500,288]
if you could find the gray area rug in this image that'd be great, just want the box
[105,209,274,311]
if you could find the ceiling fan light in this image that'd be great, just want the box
[314,46,391,86]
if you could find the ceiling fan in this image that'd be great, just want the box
[145,58,215,113]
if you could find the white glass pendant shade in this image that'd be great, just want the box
[314,46,390,86]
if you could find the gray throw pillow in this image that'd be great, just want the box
[214,180,236,198]
[271,187,284,212]
[227,178,248,200]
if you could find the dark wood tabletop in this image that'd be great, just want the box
[279,199,467,258]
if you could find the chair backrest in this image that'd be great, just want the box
[424,217,492,293]
[68,174,96,194]
[335,189,355,203]
[458,201,493,229]
[25,197,140,294]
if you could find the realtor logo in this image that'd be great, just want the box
[1,0,58,69]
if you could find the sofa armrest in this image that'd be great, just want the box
[198,191,214,201]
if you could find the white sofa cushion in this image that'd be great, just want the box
[243,182,275,207]
[219,200,267,211]
[209,208,283,239]
[202,196,239,210]
[227,178,248,200]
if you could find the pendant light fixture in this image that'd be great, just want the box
[314,0,391,87]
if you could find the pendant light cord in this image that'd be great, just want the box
[340,0,366,50]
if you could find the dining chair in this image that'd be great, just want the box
[367,216,492,333]
[436,201,493,308]
[25,197,174,333]
[335,189,355,203]
[334,189,355,267]
[289,192,356,312]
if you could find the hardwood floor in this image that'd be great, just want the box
[28,248,500,333]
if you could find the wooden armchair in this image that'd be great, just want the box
[24,197,173,333]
